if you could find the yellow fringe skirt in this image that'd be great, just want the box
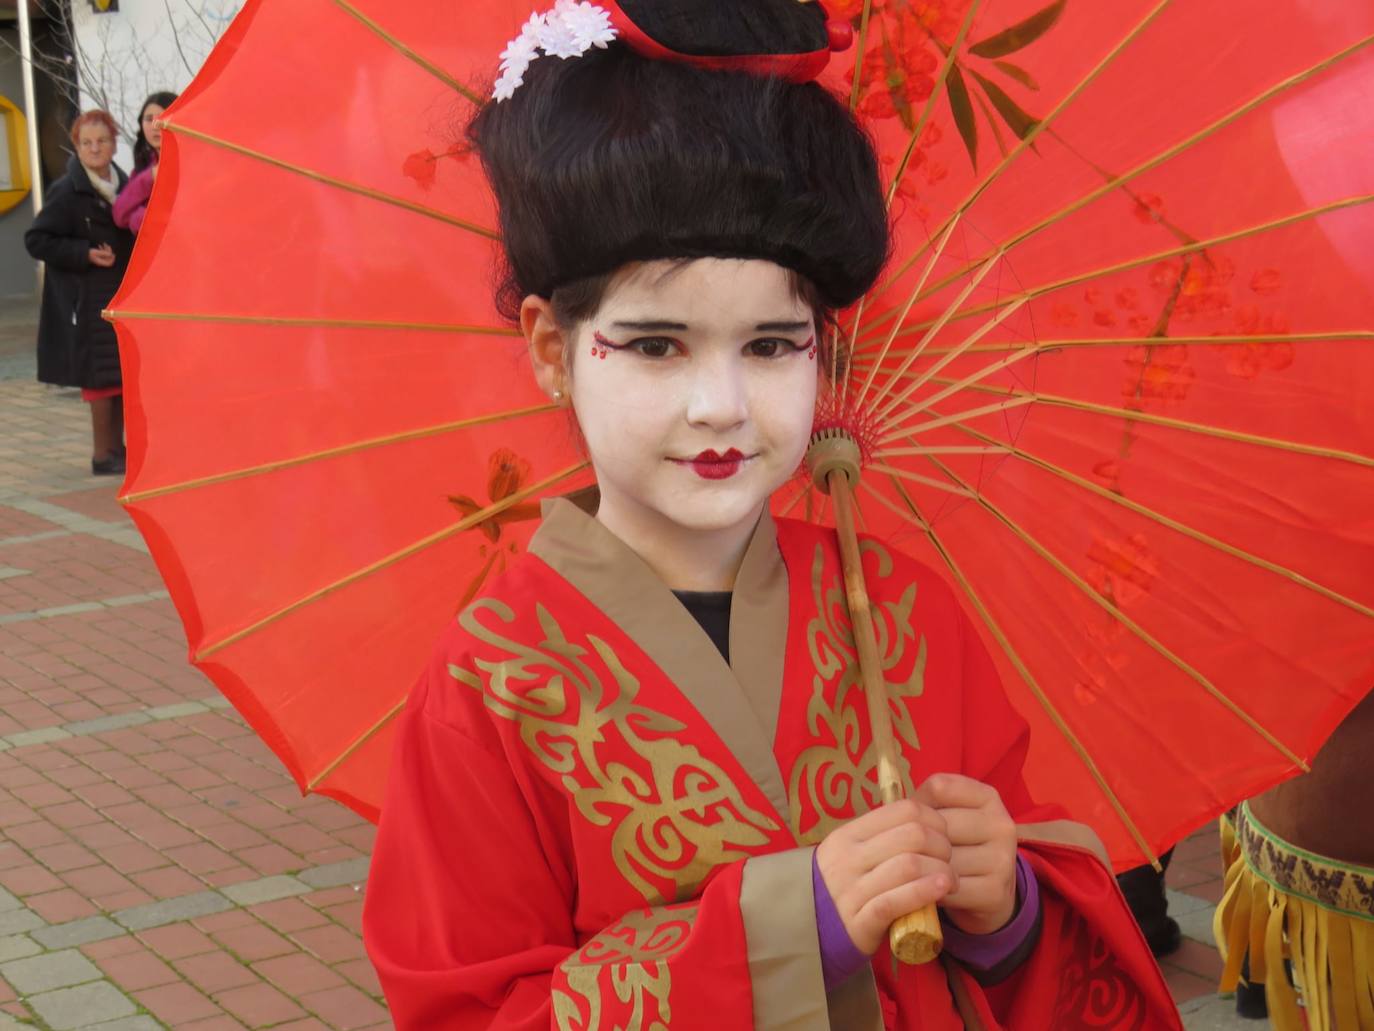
[1215,802,1374,1030]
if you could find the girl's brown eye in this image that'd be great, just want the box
[631,338,678,358]
[748,339,798,358]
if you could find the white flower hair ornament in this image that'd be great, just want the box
[493,0,619,102]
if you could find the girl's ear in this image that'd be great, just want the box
[521,295,570,401]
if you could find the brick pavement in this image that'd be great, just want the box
[0,296,1264,1028]
[0,302,383,1030]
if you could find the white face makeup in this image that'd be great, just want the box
[564,258,819,552]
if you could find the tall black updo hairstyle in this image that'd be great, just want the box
[468,0,890,327]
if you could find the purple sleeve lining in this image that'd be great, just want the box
[940,854,1040,971]
[812,853,1041,993]
[812,853,870,992]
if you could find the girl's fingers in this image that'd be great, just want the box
[855,873,954,936]
[914,773,998,811]
[852,849,954,905]
[858,818,952,870]
[846,798,945,844]
[940,806,1018,848]
[936,807,983,847]
[941,872,1017,923]
[946,841,1011,880]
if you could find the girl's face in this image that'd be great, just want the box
[142,105,165,151]
[76,123,115,175]
[565,258,819,542]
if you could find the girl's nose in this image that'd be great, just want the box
[684,355,748,430]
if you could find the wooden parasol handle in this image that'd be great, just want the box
[826,467,944,965]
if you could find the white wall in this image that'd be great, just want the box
[71,0,243,172]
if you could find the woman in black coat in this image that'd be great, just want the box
[25,110,134,476]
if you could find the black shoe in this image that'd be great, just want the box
[1143,916,1182,959]
[1235,979,1268,1019]
[92,453,126,476]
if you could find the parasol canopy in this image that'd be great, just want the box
[108,0,1374,869]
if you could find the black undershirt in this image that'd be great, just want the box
[673,591,733,663]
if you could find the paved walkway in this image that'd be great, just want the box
[0,295,1262,1027]
[0,299,383,1029]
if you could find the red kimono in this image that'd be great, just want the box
[364,497,1180,1029]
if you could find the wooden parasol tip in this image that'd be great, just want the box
[807,428,862,493]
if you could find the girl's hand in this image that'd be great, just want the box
[913,774,1019,936]
[814,799,956,956]
[88,244,115,268]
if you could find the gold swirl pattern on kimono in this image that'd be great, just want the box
[451,599,781,905]
[553,905,698,1031]
[788,539,928,844]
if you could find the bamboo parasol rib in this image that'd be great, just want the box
[330,0,482,104]
[881,0,985,213]
[104,310,521,337]
[875,422,1374,621]
[879,395,1036,444]
[852,331,1374,364]
[845,0,986,380]
[867,0,1174,307]
[195,461,589,659]
[847,0,875,113]
[861,477,1163,866]
[120,403,561,504]
[861,32,1374,337]
[920,452,1306,773]
[871,295,1027,421]
[865,195,1374,353]
[854,213,964,411]
[163,121,500,240]
[903,377,1374,468]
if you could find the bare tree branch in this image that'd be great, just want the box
[162,0,196,78]
[2,0,241,157]
[182,0,218,51]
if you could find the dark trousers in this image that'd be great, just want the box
[1116,847,1175,945]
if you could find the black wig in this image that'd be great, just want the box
[468,1,889,322]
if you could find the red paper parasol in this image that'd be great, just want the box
[108,0,1374,869]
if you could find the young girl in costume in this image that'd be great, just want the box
[363,3,1180,1027]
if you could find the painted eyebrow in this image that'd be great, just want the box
[610,320,812,332]
[611,320,689,331]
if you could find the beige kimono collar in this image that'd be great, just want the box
[529,494,793,828]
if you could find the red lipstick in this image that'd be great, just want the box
[682,448,746,480]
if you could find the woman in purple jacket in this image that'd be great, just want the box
[113,91,177,235]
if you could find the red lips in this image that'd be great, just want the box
[682,448,746,480]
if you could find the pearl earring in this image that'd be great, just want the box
[552,389,565,403]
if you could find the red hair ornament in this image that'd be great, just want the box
[599,0,853,83]
[491,1,853,101]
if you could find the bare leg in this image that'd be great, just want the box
[89,397,116,460]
